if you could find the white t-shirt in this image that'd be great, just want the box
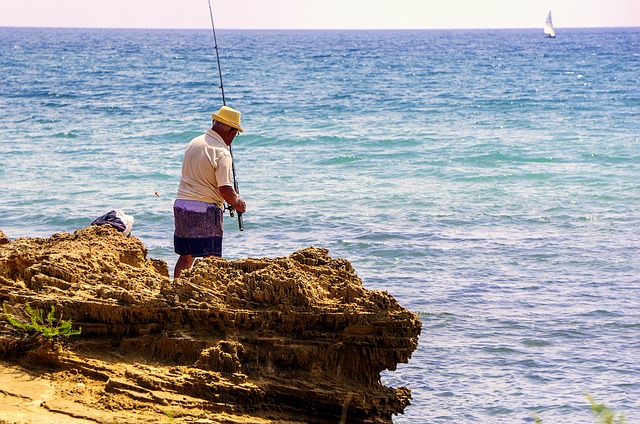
[176,129,233,208]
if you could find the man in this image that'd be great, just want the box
[173,106,246,278]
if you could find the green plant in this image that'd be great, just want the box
[533,394,626,424]
[586,393,626,424]
[2,302,81,338]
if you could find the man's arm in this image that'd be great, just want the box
[219,185,246,213]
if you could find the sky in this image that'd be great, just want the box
[1,0,639,30]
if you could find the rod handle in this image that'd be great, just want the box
[237,212,244,231]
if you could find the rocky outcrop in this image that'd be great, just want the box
[0,225,421,423]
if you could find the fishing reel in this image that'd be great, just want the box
[224,203,236,217]
[223,202,243,231]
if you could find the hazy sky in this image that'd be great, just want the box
[1,0,639,30]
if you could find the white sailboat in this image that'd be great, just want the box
[544,11,556,38]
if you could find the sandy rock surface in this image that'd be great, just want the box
[0,225,421,423]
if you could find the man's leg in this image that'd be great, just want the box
[174,254,195,279]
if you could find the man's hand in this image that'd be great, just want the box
[234,198,246,214]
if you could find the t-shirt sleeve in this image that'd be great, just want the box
[216,152,234,187]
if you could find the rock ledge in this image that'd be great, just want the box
[0,226,421,423]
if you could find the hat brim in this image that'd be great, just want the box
[212,113,243,132]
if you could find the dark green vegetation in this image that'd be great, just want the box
[2,303,81,339]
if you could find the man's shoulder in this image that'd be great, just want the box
[186,130,229,155]
[204,131,231,152]
[187,133,207,145]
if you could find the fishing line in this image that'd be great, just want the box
[207,0,244,231]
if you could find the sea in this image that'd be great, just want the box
[1,26,638,423]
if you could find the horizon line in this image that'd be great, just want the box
[2,24,639,31]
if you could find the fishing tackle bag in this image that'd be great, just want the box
[91,209,134,236]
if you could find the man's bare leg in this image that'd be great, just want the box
[174,254,195,279]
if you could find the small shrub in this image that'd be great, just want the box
[2,302,81,338]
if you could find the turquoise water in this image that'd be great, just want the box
[1,27,639,423]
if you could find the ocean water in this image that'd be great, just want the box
[1,26,639,423]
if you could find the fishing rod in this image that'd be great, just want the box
[207,0,244,232]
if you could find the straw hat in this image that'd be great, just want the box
[212,106,243,132]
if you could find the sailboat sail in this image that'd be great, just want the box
[544,11,556,38]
